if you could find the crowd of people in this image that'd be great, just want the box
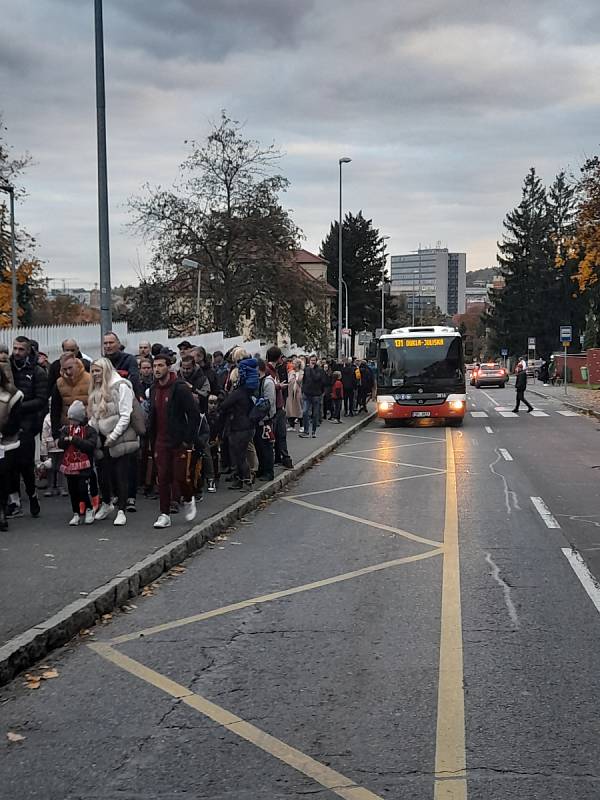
[0,332,376,532]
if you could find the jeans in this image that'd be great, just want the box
[303,395,321,434]
[273,408,290,462]
[228,429,254,481]
[343,390,354,416]
[333,397,342,421]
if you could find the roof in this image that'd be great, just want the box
[293,249,328,265]
[296,265,338,297]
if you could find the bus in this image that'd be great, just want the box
[375,326,467,426]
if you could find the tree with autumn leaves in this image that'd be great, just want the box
[0,117,43,327]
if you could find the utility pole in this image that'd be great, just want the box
[94,0,112,338]
[338,157,351,360]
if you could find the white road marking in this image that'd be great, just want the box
[562,548,600,615]
[556,409,579,416]
[498,411,518,418]
[531,497,560,528]
[288,470,445,499]
[485,426,494,434]
[470,411,488,418]
[499,448,513,461]
[529,410,549,417]
[368,429,445,442]
[334,453,446,471]
[342,441,444,455]
[481,390,500,404]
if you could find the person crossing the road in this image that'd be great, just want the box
[512,362,533,413]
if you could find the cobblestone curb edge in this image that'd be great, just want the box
[0,413,376,686]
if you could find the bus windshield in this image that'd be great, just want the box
[378,336,463,387]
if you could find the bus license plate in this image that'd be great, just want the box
[412,411,431,418]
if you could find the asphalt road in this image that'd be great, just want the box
[1,401,599,799]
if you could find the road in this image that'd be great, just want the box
[1,393,599,799]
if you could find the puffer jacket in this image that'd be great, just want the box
[88,375,138,458]
[9,355,48,435]
[51,359,91,437]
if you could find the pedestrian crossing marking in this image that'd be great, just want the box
[529,410,549,417]
[556,409,579,416]
[470,411,488,418]
[498,411,518,417]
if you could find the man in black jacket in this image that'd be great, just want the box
[149,352,200,529]
[8,336,47,517]
[341,358,357,417]
[300,355,325,438]
[512,364,533,413]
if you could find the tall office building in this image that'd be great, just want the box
[390,248,466,316]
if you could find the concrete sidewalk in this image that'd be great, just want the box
[0,411,375,684]
[527,381,600,420]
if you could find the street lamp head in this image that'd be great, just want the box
[182,258,199,269]
[339,157,352,164]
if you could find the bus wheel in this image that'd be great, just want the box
[448,418,463,427]
[383,419,396,427]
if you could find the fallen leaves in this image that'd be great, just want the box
[101,613,113,624]
[41,668,58,680]
[6,732,25,743]
[23,666,59,690]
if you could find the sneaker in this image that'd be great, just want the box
[6,503,24,519]
[298,432,310,438]
[282,457,293,469]
[68,514,81,526]
[94,502,114,521]
[207,479,217,493]
[311,432,317,438]
[153,513,171,529]
[126,497,137,512]
[113,510,127,526]
[60,488,69,497]
[84,508,95,525]
[170,501,180,514]
[29,495,41,518]
[183,497,197,522]
[258,473,274,482]
[43,488,55,498]
[228,478,243,490]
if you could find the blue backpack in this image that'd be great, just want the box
[238,358,259,390]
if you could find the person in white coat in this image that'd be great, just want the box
[88,357,138,526]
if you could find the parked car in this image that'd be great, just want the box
[473,362,509,388]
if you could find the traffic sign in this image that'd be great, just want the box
[528,337,535,349]
[501,348,508,357]
[342,327,352,336]
[560,325,572,344]
[358,331,373,345]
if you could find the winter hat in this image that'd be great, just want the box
[67,400,87,423]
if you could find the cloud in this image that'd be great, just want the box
[1,0,600,289]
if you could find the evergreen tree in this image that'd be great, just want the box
[320,211,387,349]
[571,155,600,349]
[485,168,555,357]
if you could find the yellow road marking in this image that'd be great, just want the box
[335,453,447,471]
[287,470,445,499]
[284,497,443,548]
[434,428,467,799]
[110,548,443,645]
[89,643,385,800]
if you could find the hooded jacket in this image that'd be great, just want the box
[9,354,48,435]
[148,374,200,450]
[51,359,91,437]
[47,352,91,397]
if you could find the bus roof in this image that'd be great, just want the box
[381,326,460,340]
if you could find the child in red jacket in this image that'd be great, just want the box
[331,372,344,423]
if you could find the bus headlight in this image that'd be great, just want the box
[448,399,465,411]
[377,396,394,412]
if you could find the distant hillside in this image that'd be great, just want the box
[466,267,496,286]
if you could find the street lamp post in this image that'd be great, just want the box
[341,278,349,356]
[338,157,351,360]
[182,258,201,334]
[94,0,112,338]
[380,235,390,331]
[0,183,18,327]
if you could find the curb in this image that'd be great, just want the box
[528,388,600,422]
[0,412,376,687]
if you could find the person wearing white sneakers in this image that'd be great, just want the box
[88,358,139,527]
[148,352,200,529]
[57,400,98,527]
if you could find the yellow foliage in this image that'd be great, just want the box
[572,157,600,292]
[0,259,41,327]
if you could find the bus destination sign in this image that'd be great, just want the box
[395,338,445,348]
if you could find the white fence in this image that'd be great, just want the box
[0,323,265,362]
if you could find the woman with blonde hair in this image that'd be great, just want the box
[285,358,304,431]
[88,357,138,526]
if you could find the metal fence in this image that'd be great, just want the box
[0,323,265,363]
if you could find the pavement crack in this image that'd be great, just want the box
[485,552,520,630]
[489,451,521,515]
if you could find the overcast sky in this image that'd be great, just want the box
[2,0,600,288]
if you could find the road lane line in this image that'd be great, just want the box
[531,497,560,528]
[89,644,385,800]
[334,453,447,470]
[434,428,467,799]
[561,549,600,615]
[289,470,446,499]
[342,441,444,455]
[499,449,513,461]
[109,549,443,645]
[498,411,518,418]
[556,410,579,416]
[284,497,443,547]
[529,410,549,417]
[481,390,499,404]
[365,430,446,442]
[484,426,494,434]
[470,411,488,418]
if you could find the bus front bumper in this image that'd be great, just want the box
[376,394,467,420]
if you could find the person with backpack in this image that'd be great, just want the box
[254,359,277,481]
[148,351,200,529]
[57,401,98,526]
[219,358,258,491]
